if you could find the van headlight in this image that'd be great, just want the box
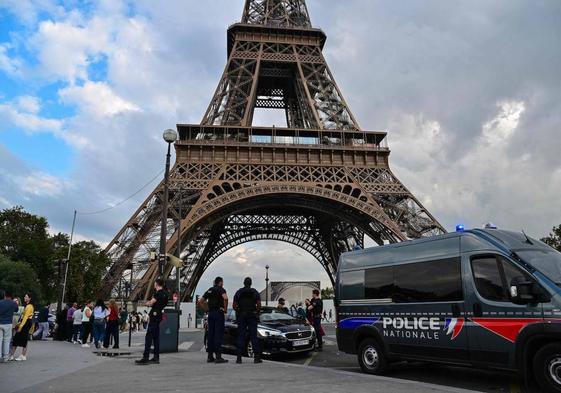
[257,328,283,338]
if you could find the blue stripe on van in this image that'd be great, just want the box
[338,317,380,330]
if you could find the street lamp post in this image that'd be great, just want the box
[159,128,178,277]
[265,265,270,306]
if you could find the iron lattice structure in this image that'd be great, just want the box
[100,0,445,302]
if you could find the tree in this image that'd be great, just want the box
[51,234,111,303]
[0,254,43,303]
[0,206,55,300]
[321,287,334,299]
[541,225,561,252]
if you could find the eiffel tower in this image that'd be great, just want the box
[99,0,445,301]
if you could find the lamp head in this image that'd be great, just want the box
[163,128,178,143]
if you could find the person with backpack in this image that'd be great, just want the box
[197,276,228,364]
[233,277,262,364]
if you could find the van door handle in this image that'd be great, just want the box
[451,304,461,318]
[473,303,482,317]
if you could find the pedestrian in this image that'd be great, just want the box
[308,289,323,351]
[296,302,306,320]
[72,305,83,344]
[12,297,22,331]
[119,307,128,332]
[55,305,68,341]
[66,302,77,342]
[92,300,107,349]
[0,290,18,362]
[329,309,333,322]
[323,310,327,321]
[197,276,228,364]
[135,278,168,365]
[142,311,149,330]
[233,277,262,364]
[9,293,35,361]
[103,299,119,349]
[276,298,289,314]
[32,304,50,340]
[81,302,92,348]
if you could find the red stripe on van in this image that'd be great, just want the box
[470,318,542,342]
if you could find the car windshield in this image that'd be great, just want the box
[517,249,561,284]
[259,310,295,323]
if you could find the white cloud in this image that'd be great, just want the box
[0,99,63,133]
[15,95,41,114]
[0,44,23,77]
[59,81,140,117]
[482,101,525,145]
[12,172,69,197]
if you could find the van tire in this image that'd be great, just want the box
[533,342,561,393]
[358,338,387,375]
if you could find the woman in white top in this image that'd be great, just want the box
[81,302,93,348]
[92,300,107,349]
[72,307,83,344]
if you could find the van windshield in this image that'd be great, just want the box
[517,249,561,284]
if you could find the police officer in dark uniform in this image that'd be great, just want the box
[135,278,169,365]
[308,289,323,351]
[198,276,228,364]
[233,277,262,364]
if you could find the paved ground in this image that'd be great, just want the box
[0,325,540,393]
[0,334,477,393]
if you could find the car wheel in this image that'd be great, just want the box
[534,343,561,393]
[358,338,387,375]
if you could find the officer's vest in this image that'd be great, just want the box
[237,288,257,314]
[206,286,222,310]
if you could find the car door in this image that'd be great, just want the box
[223,310,238,350]
[465,253,543,369]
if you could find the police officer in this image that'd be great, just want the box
[135,278,169,365]
[198,276,228,364]
[308,289,323,351]
[233,277,262,364]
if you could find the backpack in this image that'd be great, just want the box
[237,288,257,314]
[206,286,222,310]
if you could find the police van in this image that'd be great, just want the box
[335,228,561,393]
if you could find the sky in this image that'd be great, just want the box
[1,0,561,296]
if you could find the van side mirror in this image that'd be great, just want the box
[509,278,550,304]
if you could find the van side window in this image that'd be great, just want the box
[393,258,463,303]
[471,256,532,302]
[471,257,506,301]
[340,270,364,299]
[365,266,393,299]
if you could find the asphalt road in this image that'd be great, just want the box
[125,324,542,393]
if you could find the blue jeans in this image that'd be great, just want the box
[0,324,12,360]
[207,310,225,356]
[92,320,106,346]
[143,316,161,359]
[236,313,260,356]
[72,324,82,342]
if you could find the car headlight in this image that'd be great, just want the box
[257,328,283,338]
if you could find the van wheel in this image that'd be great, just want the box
[533,342,561,393]
[358,338,387,375]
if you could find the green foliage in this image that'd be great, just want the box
[0,255,43,302]
[321,287,334,299]
[0,206,55,299]
[0,206,110,304]
[541,225,561,252]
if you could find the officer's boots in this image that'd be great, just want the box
[215,353,228,364]
[254,354,262,364]
[236,355,242,364]
[207,354,215,363]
